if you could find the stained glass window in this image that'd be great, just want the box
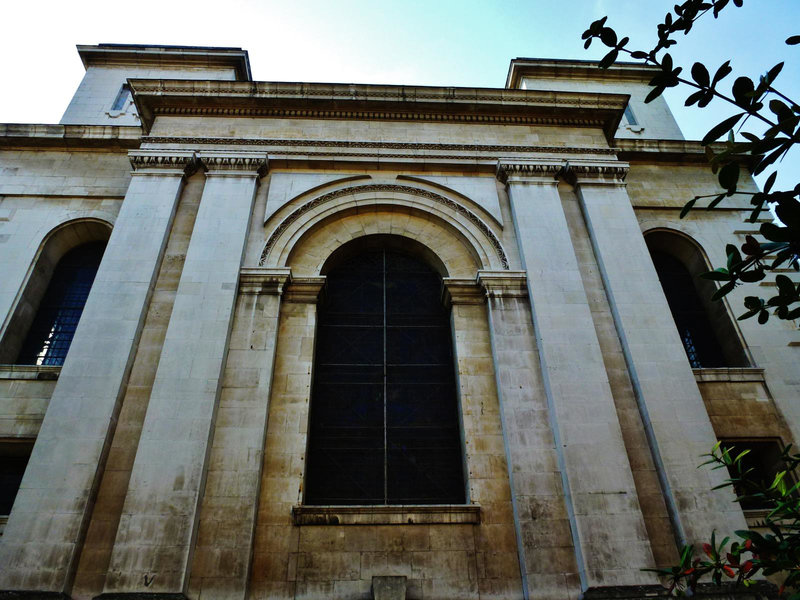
[17,242,105,366]
[305,248,465,505]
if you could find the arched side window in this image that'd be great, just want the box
[646,230,750,368]
[305,244,465,505]
[16,241,106,366]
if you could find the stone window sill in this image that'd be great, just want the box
[693,367,765,383]
[292,504,481,526]
[0,364,60,380]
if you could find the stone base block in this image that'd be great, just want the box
[372,576,407,600]
[580,582,778,600]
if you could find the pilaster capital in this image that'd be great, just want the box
[284,276,326,303]
[564,159,629,186]
[129,150,201,176]
[198,151,269,177]
[496,159,564,185]
[238,267,292,295]
[477,270,528,298]
[441,278,485,306]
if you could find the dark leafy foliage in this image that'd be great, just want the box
[582,0,800,323]
[644,444,800,598]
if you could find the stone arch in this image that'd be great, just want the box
[643,227,751,367]
[0,218,112,364]
[259,183,508,274]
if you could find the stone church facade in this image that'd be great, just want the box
[0,44,797,600]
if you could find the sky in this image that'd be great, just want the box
[1,0,798,188]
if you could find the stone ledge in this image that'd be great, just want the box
[292,504,481,526]
[0,365,60,380]
[0,593,71,600]
[94,594,188,600]
[693,368,766,383]
[580,582,777,599]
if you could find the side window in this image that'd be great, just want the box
[0,440,33,532]
[646,231,750,368]
[718,440,786,511]
[16,241,106,366]
[623,103,638,126]
[110,83,132,111]
[305,247,465,505]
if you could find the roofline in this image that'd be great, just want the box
[506,57,660,89]
[76,44,252,82]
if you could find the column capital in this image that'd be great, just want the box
[198,151,268,177]
[496,159,564,185]
[441,278,485,306]
[477,270,528,298]
[284,276,326,303]
[564,159,629,186]
[129,150,201,176]
[238,267,292,295]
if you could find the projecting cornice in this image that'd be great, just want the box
[198,151,268,176]
[564,159,629,185]
[128,150,201,175]
[0,124,142,149]
[128,79,629,140]
[496,160,563,184]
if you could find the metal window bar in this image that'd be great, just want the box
[305,248,465,505]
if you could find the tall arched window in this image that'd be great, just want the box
[16,241,106,366]
[305,245,465,505]
[646,231,749,368]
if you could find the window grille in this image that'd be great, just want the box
[17,242,105,366]
[651,251,726,368]
[305,249,465,505]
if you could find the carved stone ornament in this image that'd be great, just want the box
[441,278,485,306]
[238,267,291,295]
[198,151,268,176]
[564,159,629,185]
[259,184,509,270]
[284,276,326,304]
[128,150,201,175]
[477,270,528,298]
[496,160,564,184]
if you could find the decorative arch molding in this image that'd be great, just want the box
[259,183,509,270]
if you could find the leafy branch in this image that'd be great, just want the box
[646,443,800,598]
[582,0,800,323]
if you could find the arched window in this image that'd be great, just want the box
[646,231,749,368]
[16,241,106,366]
[305,245,465,505]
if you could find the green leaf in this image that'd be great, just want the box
[712,280,736,301]
[786,35,800,45]
[758,309,769,324]
[691,62,710,87]
[776,274,796,297]
[645,85,666,104]
[765,62,784,85]
[700,269,733,281]
[718,161,740,192]
[599,49,619,69]
[680,198,698,219]
[702,113,744,144]
[712,61,733,85]
[761,222,794,243]
[763,171,777,194]
[775,198,800,229]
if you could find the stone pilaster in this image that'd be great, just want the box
[250,276,324,600]
[0,150,197,595]
[497,160,656,591]
[102,153,267,597]
[441,278,524,600]
[188,267,290,600]
[569,159,747,547]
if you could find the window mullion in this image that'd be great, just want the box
[382,249,388,505]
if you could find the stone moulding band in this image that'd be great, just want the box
[128,150,268,176]
[291,504,481,526]
[141,135,618,156]
[496,160,564,183]
[259,184,510,270]
[238,267,291,295]
[564,159,630,184]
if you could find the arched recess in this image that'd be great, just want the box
[260,183,508,275]
[644,228,750,368]
[305,235,466,505]
[0,218,112,364]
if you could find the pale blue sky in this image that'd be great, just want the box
[2,0,798,187]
